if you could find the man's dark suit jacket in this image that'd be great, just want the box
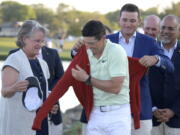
[106,32,174,120]
[41,46,64,91]
[149,42,180,128]
[9,46,64,125]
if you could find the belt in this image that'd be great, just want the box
[96,105,122,112]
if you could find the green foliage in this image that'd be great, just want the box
[141,7,159,16]
[163,2,180,18]
[0,1,36,22]
[68,11,112,36]
[106,10,120,30]
[56,4,112,36]
[0,1,180,37]
[32,4,54,25]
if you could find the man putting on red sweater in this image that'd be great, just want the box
[71,20,131,135]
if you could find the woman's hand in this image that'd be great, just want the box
[12,80,29,92]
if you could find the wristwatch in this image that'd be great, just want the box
[84,75,92,85]
[154,55,160,63]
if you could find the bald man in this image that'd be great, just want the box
[143,15,161,39]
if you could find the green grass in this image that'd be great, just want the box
[0,37,17,47]
[63,40,77,50]
[0,37,17,56]
[0,37,76,60]
[64,122,82,135]
[59,50,72,60]
[58,40,77,60]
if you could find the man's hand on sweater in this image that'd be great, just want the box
[72,39,84,51]
[139,55,158,67]
[72,65,89,82]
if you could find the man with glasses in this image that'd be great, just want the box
[150,15,180,135]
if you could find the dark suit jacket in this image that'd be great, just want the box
[106,32,174,120]
[9,46,64,124]
[149,42,180,128]
[41,46,64,90]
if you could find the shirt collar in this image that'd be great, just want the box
[119,31,136,40]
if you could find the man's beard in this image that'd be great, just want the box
[160,36,171,44]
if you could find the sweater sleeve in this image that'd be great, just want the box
[32,61,74,130]
[128,57,147,129]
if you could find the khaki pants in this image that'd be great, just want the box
[81,123,87,135]
[131,119,152,135]
[151,123,180,135]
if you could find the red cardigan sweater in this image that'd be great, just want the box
[32,45,147,130]
[128,57,147,129]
